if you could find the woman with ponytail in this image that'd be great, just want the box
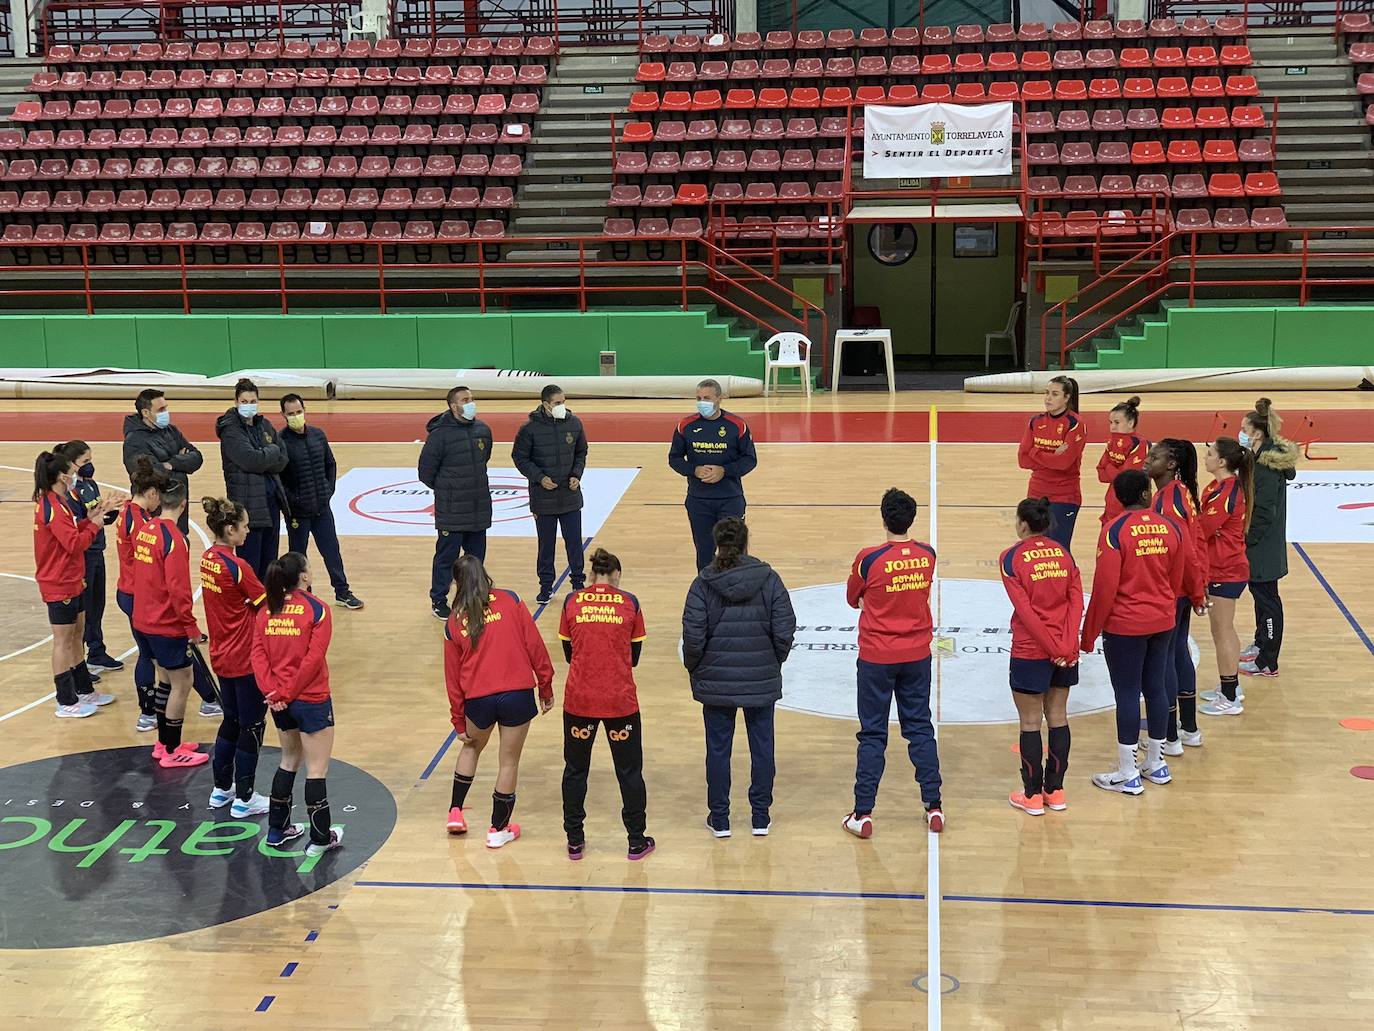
[200,497,270,819]
[442,555,554,848]
[1198,438,1255,718]
[1096,397,1150,526]
[33,449,118,718]
[1017,375,1088,551]
[1239,398,1297,677]
[682,517,796,838]
[1147,439,1210,751]
[117,456,169,731]
[999,498,1083,816]
[252,552,341,857]
[54,440,123,676]
[557,548,653,861]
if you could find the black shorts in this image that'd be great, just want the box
[143,632,193,671]
[46,595,85,626]
[1207,581,1247,600]
[464,688,537,730]
[1009,657,1080,695]
[271,698,335,735]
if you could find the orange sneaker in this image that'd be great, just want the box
[1043,789,1067,811]
[1009,791,1045,816]
[446,807,467,835]
[158,744,209,769]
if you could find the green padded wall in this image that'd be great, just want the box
[137,315,232,375]
[1273,307,1374,366]
[323,315,420,368]
[608,311,764,376]
[1165,308,1274,368]
[416,313,514,368]
[229,316,326,370]
[513,313,608,375]
[3,317,48,366]
[46,315,138,368]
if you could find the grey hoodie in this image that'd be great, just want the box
[681,556,796,707]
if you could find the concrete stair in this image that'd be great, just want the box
[0,58,42,119]
[506,46,638,262]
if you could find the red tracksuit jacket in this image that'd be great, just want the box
[116,500,153,596]
[1097,432,1151,525]
[33,490,102,603]
[1081,508,1187,650]
[558,584,646,719]
[999,535,1084,662]
[1152,479,1207,606]
[1199,475,1249,584]
[846,538,936,663]
[444,589,555,733]
[199,544,266,679]
[251,590,332,704]
[131,516,201,640]
[1018,411,1088,505]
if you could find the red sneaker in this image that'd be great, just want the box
[842,812,873,838]
[1043,789,1067,811]
[925,807,944,833]
[446,807,467,835]
[1009,791,1045,816]
[159,744,209,768]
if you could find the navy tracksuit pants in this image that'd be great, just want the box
[854,657,942,812]
[686,495,746,571]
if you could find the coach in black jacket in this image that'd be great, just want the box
[122,388,203,534]
[512,384,589,604]
[278,394,363,610]
[417,384,493,619]
[215,378,289,579]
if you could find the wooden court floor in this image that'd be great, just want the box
[0,390,1372,1030]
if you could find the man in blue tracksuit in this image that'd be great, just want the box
[669,379,758,571]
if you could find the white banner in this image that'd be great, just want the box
[328,467,640,537]
[863,102,1014,179]
[1286,471,1374,544]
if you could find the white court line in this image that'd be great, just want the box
[0,465,210,724]
[927,405,942,1029]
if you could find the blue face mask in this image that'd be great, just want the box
[238,402,258,420]
[1238,430,1252,449]
[153,410,171,429]
[696,400,716,418]
[460,401,477,421]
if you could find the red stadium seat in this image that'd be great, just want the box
[1167,140,1202,162]
[1203,139,1239,163]
[1244,172,1280,197]
[1207,173,1245,197]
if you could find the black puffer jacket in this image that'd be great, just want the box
[511,407,588,516]
[215,409,290,529]
[121,414,203,495]
[1246,438,1299,582]
[417,410,493,532]
[682,556,796,707]
[279,423,337,519]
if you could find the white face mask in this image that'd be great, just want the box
[1238,430,1253,449]
[550,403,568,420]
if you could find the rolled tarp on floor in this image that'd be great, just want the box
[0,368,765,400]
[965,368,1374,393]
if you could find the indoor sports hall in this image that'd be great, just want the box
[2,0,1374,1028]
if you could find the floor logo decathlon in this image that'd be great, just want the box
[0,746,396,948]
[781,579,1198,725]
[332,467,640,537]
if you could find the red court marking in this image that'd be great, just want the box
[1340,718,1374,731]
[1010,742,1020,755]
[1,409,1373,445]
[1350,766,1374,781]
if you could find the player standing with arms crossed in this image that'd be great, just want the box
[842,488,943,837]
[1018,376,1088,552]
[1096,397,1149,527]
[1000,498,1083,816]
[558,548,653,861]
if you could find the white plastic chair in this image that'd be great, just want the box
[346,6,390,41]
[985,300,1022,368]
[764,331,812,395]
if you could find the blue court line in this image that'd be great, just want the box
[417,536,593,781]
[304,929,319,942]
[255,996,275,1013]
[280,962,298,978]
[351,879,1374,918]
[1294,543,1374,659]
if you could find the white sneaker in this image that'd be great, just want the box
[1162,738,1184,757]
[77,691,115,707]
[55,702,98,719]
[1142,762,1172,785]
[484,824,519,849]
[842,812,873,839]
[1201,695,1244,717]
[1181,729,1204,747]
[231,792,271,818]
[209,787,235,809]
[305,826,345,857]
[199,701,223,717]
[1240,644,1259,663]
[136,712,157,732]
[1092,769,1144,795]
[1201,684,1244,703]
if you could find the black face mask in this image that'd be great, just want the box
[78,462,95,479]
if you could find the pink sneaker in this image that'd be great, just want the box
[486,823,521,849]
[151,740,201,761]
[446,807,467,835]
[159,744,209,768]
[1009,791,1045,816]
